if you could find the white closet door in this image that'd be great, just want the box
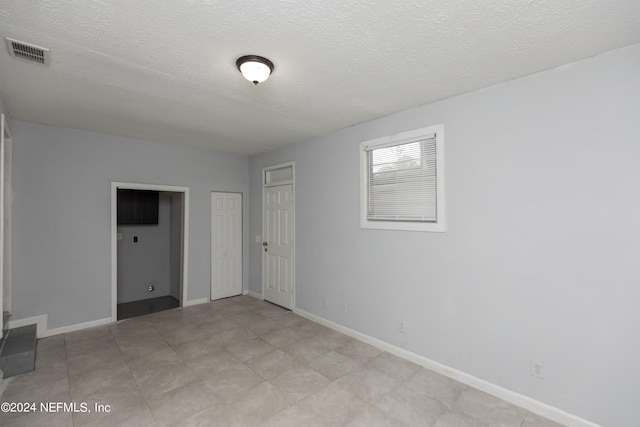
[211,192,242,300]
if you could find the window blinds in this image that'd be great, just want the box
[365,135,437,222]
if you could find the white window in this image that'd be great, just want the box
[360,124,445,232]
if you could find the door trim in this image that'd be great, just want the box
[1,114,12,334]
[261,161,295,309]
[110,182,189,322]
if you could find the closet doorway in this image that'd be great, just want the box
[110,183,189,322]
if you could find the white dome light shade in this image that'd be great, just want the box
[236,55,274,85]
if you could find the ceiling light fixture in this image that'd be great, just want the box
[236,55,274,85]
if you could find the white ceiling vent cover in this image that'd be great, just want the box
[5,38,50,65]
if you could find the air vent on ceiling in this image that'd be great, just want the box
[5,37,50,65]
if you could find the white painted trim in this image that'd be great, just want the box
[2,121,11,318]
[111,182,190,322]
[183,297,208,307]
[182,190,190,306]
[110,185,117,321]
[246,290,262,299]
[43,318,112,338]
[262,161,295,188]
[294,308,600,427]
[9,315,112,338]
[0,114,11,335]
[8,315,47,338]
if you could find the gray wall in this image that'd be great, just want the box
[249,43,640,427]
[117,192,172,304]
[12,121,249,328]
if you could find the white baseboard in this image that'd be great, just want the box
[246,290,262,300]
[183,297,209,307]
[293,307,599,427]
[8,315,114,338]
[43,317,112,338]
[8,305,597,426]
[8,315,48,338]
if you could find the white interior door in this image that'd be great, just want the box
[211,192,242,300]
[263,184,294,309]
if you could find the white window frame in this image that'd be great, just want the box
[360,124,445,232]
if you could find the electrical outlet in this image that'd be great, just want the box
[322,297,328,308]
[398,321,407,334]
[341,304,348,314]
[531,361,545,379]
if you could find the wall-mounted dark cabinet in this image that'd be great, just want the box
[117,189,159,225]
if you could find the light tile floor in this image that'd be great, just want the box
[0,296,565,427]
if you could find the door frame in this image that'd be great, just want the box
[210,191,243,300]
[110,182,189,322]
[261,161,295,309]
[1,114,12,334]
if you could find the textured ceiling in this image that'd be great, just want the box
[1,1,639,155]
